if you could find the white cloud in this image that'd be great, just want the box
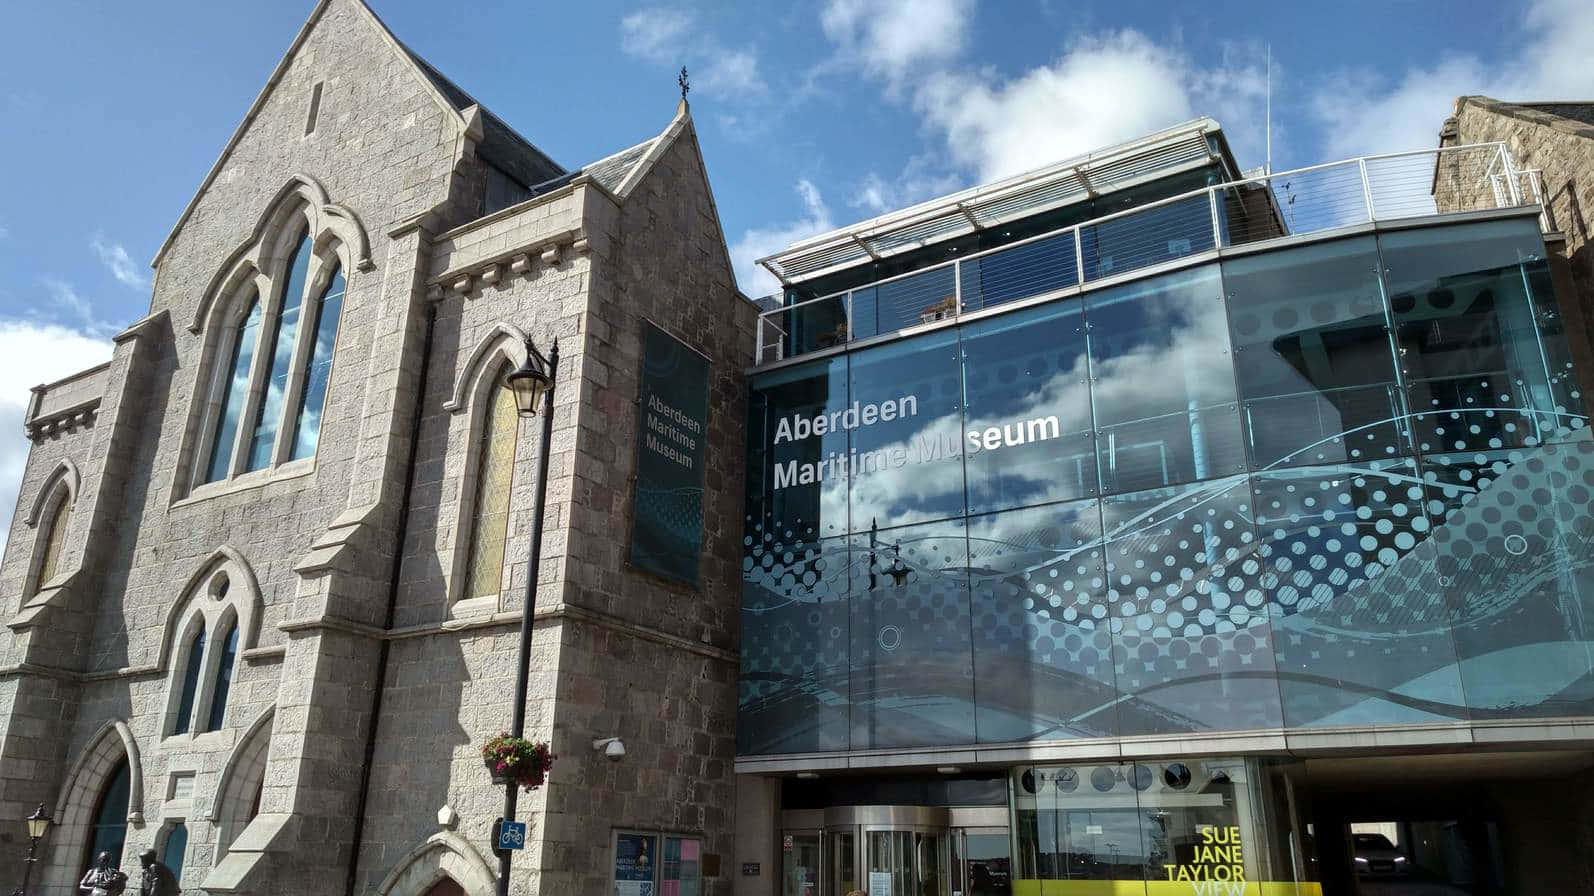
[1313,0,1594,159]
[917,31,1268,183]
[620,8,767,101]
[729,179,835,298]
[850,155,964,215]
[699,49,768,98]
[620,8,695,63]
[0,320,114,554]
[819,0,974,86]
[41,277,120,337]
[91,234,148,290]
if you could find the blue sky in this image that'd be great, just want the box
[0,0,1591,540]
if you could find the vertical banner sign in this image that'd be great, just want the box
[629,322,710,586]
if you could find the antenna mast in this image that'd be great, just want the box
[1266,44,1273,175]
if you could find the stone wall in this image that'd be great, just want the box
[1444,96,1594,420]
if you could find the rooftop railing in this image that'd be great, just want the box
[754,142,1542,365]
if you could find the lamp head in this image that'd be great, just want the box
[24,803,50,840]
[506,337,554,418]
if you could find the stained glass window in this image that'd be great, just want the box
[463,374,520,601]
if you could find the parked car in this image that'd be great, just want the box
[1352,833,1409,876]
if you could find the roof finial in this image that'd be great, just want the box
[678,66,690,104]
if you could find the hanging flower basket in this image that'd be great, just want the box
[481,733,555,792]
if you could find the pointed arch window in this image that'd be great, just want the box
[462,371,520,601]
[84,757,130,873]
[173,627,206,736]
[160,822,188,882]
[195,219,350,489]
[32,489,71,593]
[204,289,263,484]
[206,620,239,732]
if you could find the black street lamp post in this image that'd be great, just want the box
[11,803,52,896]
[497,337,557,896]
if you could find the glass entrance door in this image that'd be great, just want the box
[954,828,1012,896]
[784,831,822,896]
[865,829,948,896]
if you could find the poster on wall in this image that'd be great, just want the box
[614,833,658,896]
[628,321,710,587]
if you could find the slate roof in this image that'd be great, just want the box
[1522,102,1594,128]
[400,49,566,189]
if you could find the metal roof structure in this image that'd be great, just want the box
[758,118,1227,286]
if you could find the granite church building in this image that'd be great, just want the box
[0,0,753,893]
[8,1,1594,894]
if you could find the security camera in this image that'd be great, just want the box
[592,737,625,762]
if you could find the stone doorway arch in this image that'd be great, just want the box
[375,831,497,896]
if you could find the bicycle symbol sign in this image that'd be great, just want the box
[498,821,527,851]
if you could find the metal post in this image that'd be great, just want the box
[1207,187,1224,249]
[497,341,558,896]
[1501,145,1523,206]
[1358,158,1376,222]
[11,834,40,896]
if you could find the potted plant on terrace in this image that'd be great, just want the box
[481,732,555,791]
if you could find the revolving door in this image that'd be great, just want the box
[782,806,1010,896]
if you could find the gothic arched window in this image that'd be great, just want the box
[84,757,130,873]
[462,371,520,602]
[196,219,348,488]
[31,489,71,594]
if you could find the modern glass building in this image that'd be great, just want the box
[735,119,1594,896]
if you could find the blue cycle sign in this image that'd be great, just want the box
[497,821,527,851]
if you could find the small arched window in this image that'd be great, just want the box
[173,627,206,735]
[32,490,71,593]
[197,219,348,488]
[84,757,130,873]
[206,621,239,732]
[462,372,520,601]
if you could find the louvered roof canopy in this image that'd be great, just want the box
[758,117,1225,286]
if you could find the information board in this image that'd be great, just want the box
[614,832,658,896]
[628,322,710,586]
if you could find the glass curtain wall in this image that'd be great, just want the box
[741,216,1594,755]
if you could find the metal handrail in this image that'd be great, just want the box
[755,141,1531,364]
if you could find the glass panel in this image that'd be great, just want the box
[1425,443,1594,718]
[161,822,188,881]
[961,232,1079,313]
[289,263,346,460]
[868,830,913,896]
[1086,266,1244,494]
[204,291,262,483]
[174,628,206,735]
[962,832,1011,896]
[85,759,130,874]
[1082,194,1214,281]
[968,501,1116,743]
[738,535,852,754]
[1136,759,1261,887]
[246,231,313,470]
[834,831,859,896]
[463,378,520,601]
[662,836,703,896]
[1257,460,1468,727]
[1101,476,1283,736]
[961,299,1096,514]
[875,265,958,334]
[784,832,821,896]
[748,358,851,543]
[34,495,70,588]
[1223,237,1410,470]
[848,330,965,531]
[850,518,973,750]
[1523,261,1589,440]
[206,622,238,732]
[774,294,852,357]
[915,832,947,896]
[1383,219,1576,454]
[1045,763,1152,886]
